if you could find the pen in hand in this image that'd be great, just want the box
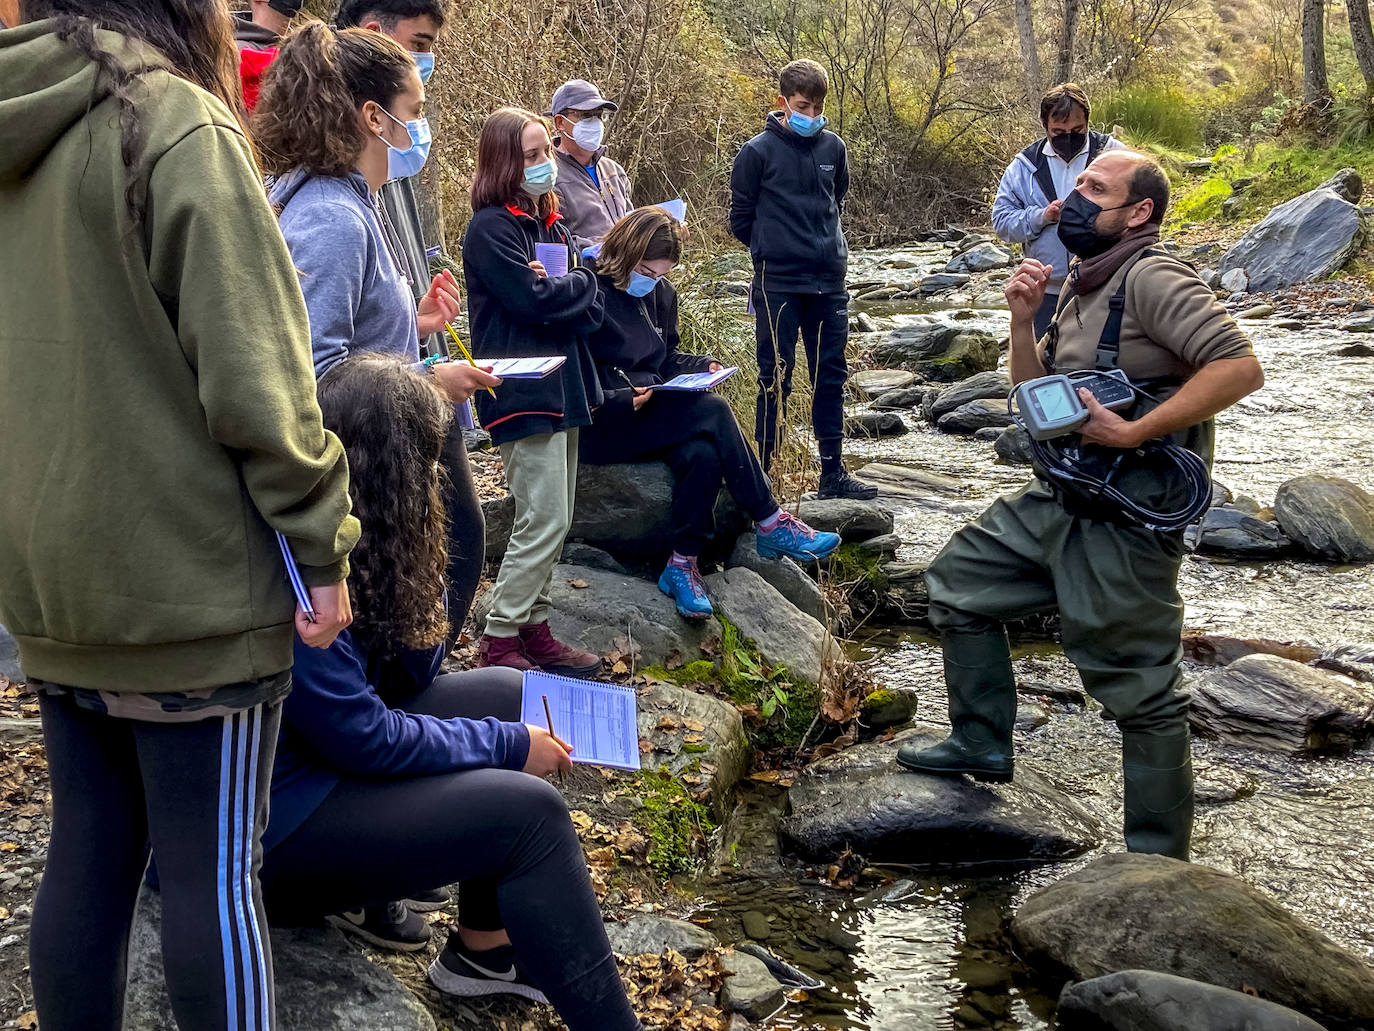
[542,694,568,785]
[445,323,497,398]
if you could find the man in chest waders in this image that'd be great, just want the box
[897,151,1265,860]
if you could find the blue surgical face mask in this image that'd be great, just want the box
[785,103,826,138]
[626,271,658,297]
[380,107,431,180]
[522,159,558,197]
[410,51,435,84]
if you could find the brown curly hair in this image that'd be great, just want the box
[317,356,452,653]
[251,21,415,178]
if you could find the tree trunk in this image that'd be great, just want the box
[1301,0,1329,105]
[1348,0,1374,95]
[1055,0,1081,82]
[1015,0,1042,98]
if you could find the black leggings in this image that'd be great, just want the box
[580,390,776,555]
[441,409,486,633]
[32,692,281,1031]
[259,668,640,1031]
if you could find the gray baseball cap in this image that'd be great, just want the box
[549,79,619,116]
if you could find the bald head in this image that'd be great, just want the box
[1081,149,1169,227]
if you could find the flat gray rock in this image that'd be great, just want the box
[793,497,895,542]
[919,272,971,292]
[845,410,909,438]
[604,914,719,959]
[702,567,842,685]
[870,385,931,410]
[1219,187,1363,292]
[1189,653,1373,754]
[936,397,1015,435]
[1187,506,1292,557]
[719,951,785,1020]
[926,371,1012,422]
[1057,970,1329,1030]
[780,729,1102,866]
[851,464,978,516]
[852,369,916,396]
[125,887,435,1031]
[475,562,717,667]
[728,532,833,625]
[945,242,1013,273]
[1011,853,1374,1029]
[1274,474,1374,562]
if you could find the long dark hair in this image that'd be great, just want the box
[20,0,247,229]
[252,22,416,178]
[317,356,452,653]
[470,107,559,221]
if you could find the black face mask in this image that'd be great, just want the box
[1057,191,1134,258]
[1050,131,1087,161]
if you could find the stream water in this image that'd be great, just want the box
[684,246,1374,1029]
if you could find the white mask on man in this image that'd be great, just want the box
[571,116,605,152]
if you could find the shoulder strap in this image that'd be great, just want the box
[1021,138,1058,203]
[1086,131,1111,164]
[1095,246,1181,370]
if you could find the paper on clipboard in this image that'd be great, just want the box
[534,242,569,278]
[655,198,687,222]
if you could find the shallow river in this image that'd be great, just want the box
[686,245,1374,1030]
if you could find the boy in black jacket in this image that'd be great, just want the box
[729,59,876,500]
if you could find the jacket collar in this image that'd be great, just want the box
[764,110,818,148]
[503,203,563,230]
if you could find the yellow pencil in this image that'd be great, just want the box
[445,322,497,397]
[542,694,567,785]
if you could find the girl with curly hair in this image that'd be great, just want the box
[257,357,643,1031]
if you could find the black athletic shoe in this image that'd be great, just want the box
[326,901,432,953]
[817,469,879,500]
[403,887,450,913]
[428,935,548,1004]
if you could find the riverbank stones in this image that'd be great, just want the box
[1274,474,1374,562]
[845,410,908,438]
[1011,853,1374,1029]
[780,729,1102,866]
[1057,970,1329,1031]
[719,951,786,1020]
[605,914,720,959]
[1186,506,1292,557]
[702,567,843,686]
[925,371,1011,422]
[793,498,895,542]
[993,425,1034,465]
[1188,653,1374,754]
[936,398,1015,435]
[870,385,930,410]
[867,320,999,381]
[852,369,916,397]
[728,533,833,625]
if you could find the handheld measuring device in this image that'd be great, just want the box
[1013,369,1136,440]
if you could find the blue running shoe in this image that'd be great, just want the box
[756,511,842,561]
[658,560,713,619]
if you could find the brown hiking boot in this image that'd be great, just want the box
[518,621,602,678]
[476,633,536,672]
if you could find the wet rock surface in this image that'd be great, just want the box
[1011,853,1374,1029]
[703,567,843,685]
[780,729,1103,865]
[728,533,833,625]
[1218,187,1364,293]
[1187,505,1293,557]
[719,950,785,1019]
[1274,474,1374,562]
[1056,970,1330,1031]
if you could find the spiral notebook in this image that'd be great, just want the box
[520,670,641,771]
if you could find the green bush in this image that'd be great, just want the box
[1096,85,1204,151]
[1169,178,1233,224]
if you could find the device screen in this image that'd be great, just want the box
[1032,381,1075,422]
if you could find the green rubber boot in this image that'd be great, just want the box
[896,629,1016,783]
[1122,730,1193,860]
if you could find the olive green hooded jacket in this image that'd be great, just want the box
[0,20,359,692]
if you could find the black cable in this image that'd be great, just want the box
[1007,373,1213,533]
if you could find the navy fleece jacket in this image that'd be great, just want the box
[264,630,531,851]
[270,168,421,378]
[729,112,850,294]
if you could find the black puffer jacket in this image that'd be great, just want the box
[462,204,604,445]
[728,112,849,293]
[584,260,717,418]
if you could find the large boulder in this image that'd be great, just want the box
[780,729,1103,865]
[1218,187,1364,293]
[719,951,785,1020]
[1273,475,1374,562]
[483,462,748,562]
[475,562,718,666]
[702,567,842,685]
[1010,852,1374,1029]
[125,887,435,1031]
[638,681,750,812]
[868,320,1000,381]
[728,533,833,625]
[926,371,1012,422]
[1057,970,1329,1031]
[936,397,1016,435]
[945,241,1014,273]
[1188,653,1374,754]
[793,497,894,542]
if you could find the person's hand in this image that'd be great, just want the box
[523,725,573,778]
[528,260,548,278]
[1004,259,1052,327]
[297,580,352,649]
[416,270,462,337]
[707,362,723,372]
[1077,388,1148,449]
[1043,199,1064,224]
[632,387,654,410]
[431,362,501,403]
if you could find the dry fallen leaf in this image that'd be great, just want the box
[568,578,589,589]
[639,737,654,754]
[611,660,630,674]
[683,718,705,732]
[569,810,594,833]
[16,1011,38,1031]
[0,842,19,852]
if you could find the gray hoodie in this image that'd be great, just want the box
[269,168,422,378]
[553,146,632,249]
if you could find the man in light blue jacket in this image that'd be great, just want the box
[991,83,1124,337]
